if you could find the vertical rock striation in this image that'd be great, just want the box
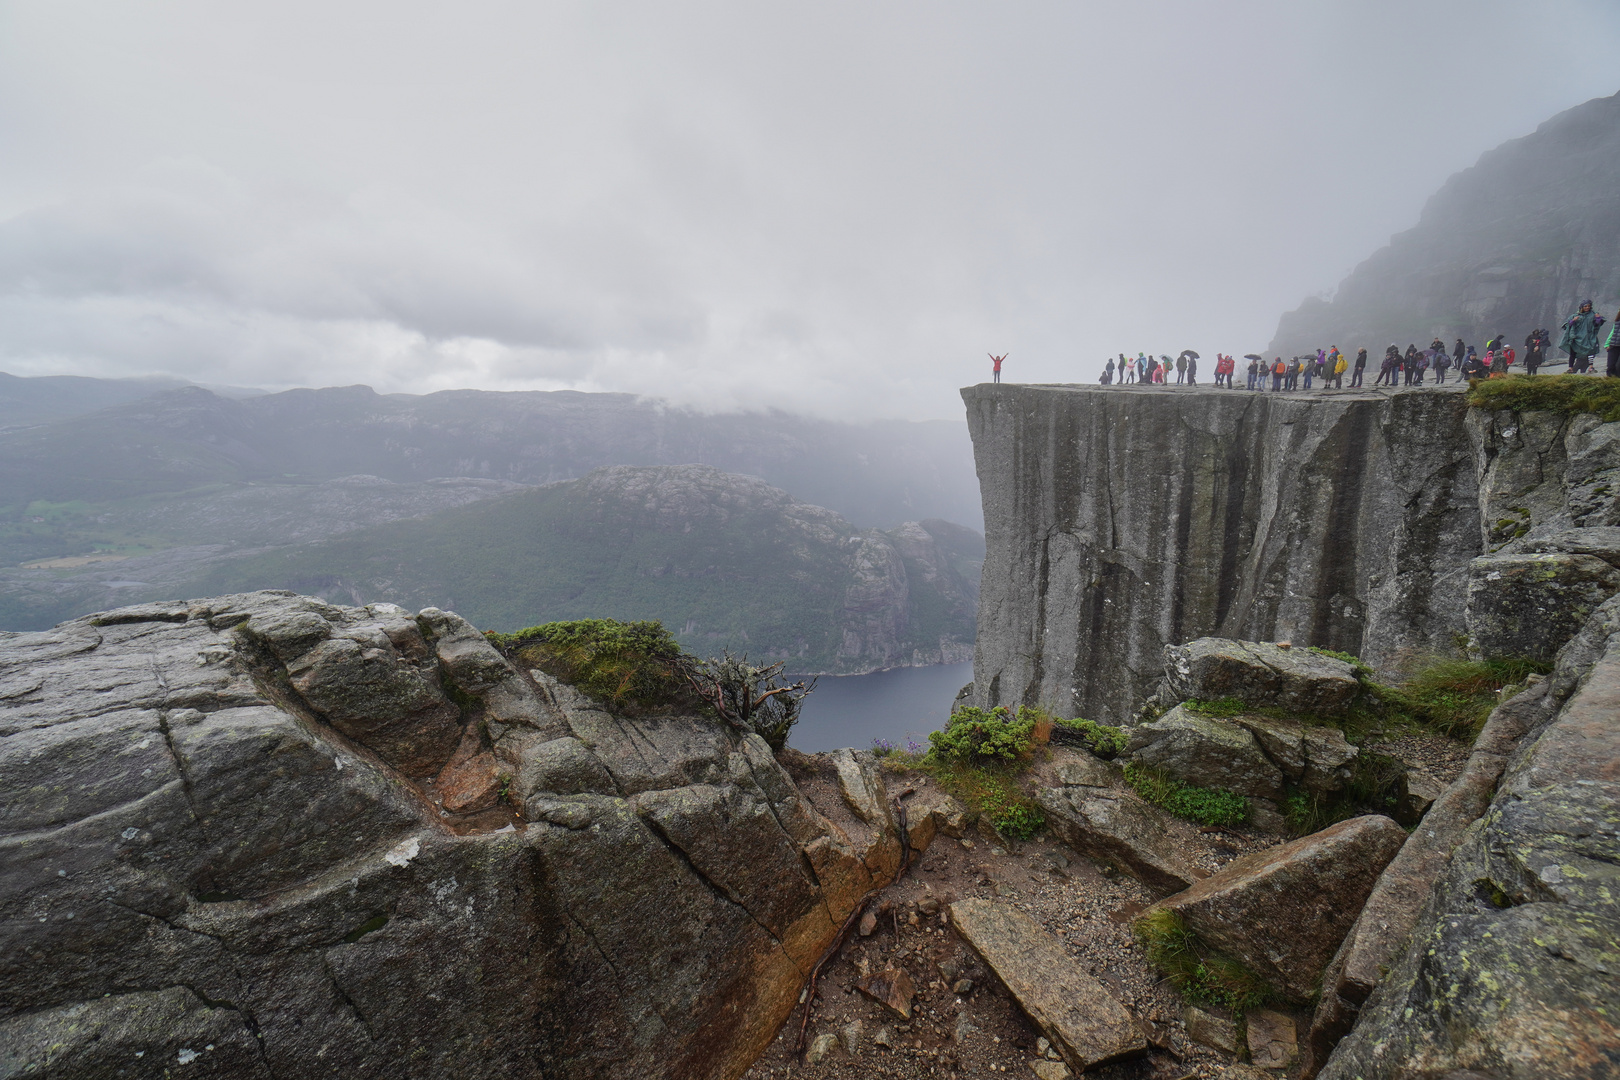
[963,384,1480,724]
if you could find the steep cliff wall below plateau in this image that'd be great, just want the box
[964,383,1481,724]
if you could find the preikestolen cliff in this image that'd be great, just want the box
[5,369,1617,1079]
[6,23,1620,1080]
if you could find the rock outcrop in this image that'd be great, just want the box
[1148,815,1408,1004]
[1037,782,1200,895]
[0,591,905,1079]
[963,383,1480,724]
[1161,638,1362,716]
[1317,593,1620,1079]
[1270,90,1620,357]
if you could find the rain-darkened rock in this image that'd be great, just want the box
[1318,593,1620,1080]
[1151,815,1408,1003]
[1162,639,1362,717]
[1231,715,1358,796]
[1127,707,1285,801]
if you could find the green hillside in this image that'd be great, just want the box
[178,465,979,673]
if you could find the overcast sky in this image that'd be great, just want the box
[1,2,1617,419]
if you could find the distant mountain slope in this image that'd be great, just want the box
[0,383,980,530]
[1,466,982,673]
[0,372,188,429]
[0,475,530,625]
[1270,90,1620,356]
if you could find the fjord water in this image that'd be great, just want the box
[789,661,971,754]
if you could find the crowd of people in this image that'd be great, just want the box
[1088,300,1620,390]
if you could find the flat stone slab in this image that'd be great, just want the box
[951,898,1147,1071]
[1037,786,1199,895]
[1162,638,1361,715]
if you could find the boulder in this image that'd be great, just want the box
[1183,1005,1238,1053]
[904,785,973,851]
[1231,715,1358,795]
[0,592,896,1080]
[1162,639,1361,716]
[950,898,1147,1072]
[1466,552,1620,663]
[1037,786,1200,895]
[1052,751,1118,788]
[1127,707,1285,801]
[1150,815,1408,1003]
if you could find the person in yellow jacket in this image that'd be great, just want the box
[1333,349,1348,388]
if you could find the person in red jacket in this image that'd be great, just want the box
[989,353,1006,383]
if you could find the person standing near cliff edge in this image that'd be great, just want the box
[1606,311,1620,377]
[1351,347,1367,387]
[989,352,1006,383]
[1560,300,1604,373]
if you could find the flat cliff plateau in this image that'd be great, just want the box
[963,382,1480,724]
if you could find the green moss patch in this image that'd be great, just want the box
[1124,763,1249,827]
[1467,373,1620,421]
[493,618,697,710]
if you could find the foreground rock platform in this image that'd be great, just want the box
[950,897,1147,1072]
[0,592,901,1080]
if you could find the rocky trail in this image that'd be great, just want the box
[745,758,1292,1080]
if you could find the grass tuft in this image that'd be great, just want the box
[1379,656,1550,738]
[1467,373,1620,422]
[491,618,696,710]
[1134,908,1273,1012]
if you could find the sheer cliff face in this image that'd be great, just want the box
[1270,91,1620,356]
[963,384,1480,724]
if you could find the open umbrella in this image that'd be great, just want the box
[1179,349,1200,360]
[1243,353,1262,361]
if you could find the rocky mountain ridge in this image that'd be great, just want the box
[1270,89,1620,357]
[0,380,980,531]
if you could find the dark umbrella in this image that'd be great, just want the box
[1179,349,1200,360]
[1244,353,1262,361]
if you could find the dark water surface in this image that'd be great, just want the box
[788,661,971,754]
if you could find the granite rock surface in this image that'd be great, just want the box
[0,591,899,1080]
